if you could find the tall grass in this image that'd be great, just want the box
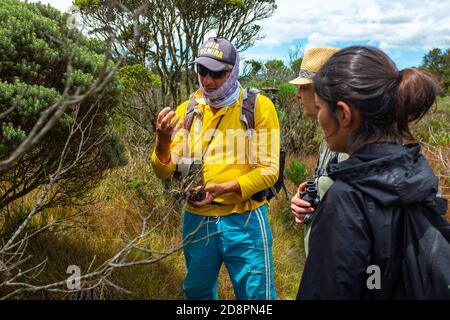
[2,150,312,299]
[3,97,448,299]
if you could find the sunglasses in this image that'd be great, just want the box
[196,64,231,79]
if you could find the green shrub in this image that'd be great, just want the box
[0,0,126,210]
[277,82,297,98]
[117,63,163,135]
[117,64,161,90]
[285,160,309,186]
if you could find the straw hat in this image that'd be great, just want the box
[289,47,340,85]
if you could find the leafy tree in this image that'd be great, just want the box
[0,0,127,211]
[290,57,302,76]
[421,48,450,94]
[240,55,319,157]
[241,59,263,80]
[75,0,277,104]
[116,64,162,157]
[241,58,296,91]
[288,43,303,74]
[264,59,291,83]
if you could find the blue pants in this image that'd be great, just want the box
[182,204,276,300]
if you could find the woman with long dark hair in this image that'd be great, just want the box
[297,46,449,299]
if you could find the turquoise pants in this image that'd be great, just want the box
[182,204,276,300]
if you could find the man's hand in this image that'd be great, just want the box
[155,107,183,164]
[291,181,314,225]
[189,181,241,208]
[156,107,183,143]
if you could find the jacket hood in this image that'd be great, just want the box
[328,143,447,214]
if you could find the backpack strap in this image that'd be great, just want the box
[184,96,200,132]
[241,87,259,131]
[242,88,289,203]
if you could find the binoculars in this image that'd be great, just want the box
[298,181,320,225]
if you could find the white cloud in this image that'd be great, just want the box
[257,0,450,52]
[26,0,450,52]
[25,0,450,55]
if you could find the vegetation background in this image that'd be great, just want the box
[0,0,448,299]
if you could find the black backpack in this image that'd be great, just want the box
[184,88,288,202]
[401,197,450,299]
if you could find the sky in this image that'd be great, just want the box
[25,0,450,69]
[244,0,450,69]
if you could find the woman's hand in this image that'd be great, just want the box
[291,181,315,225]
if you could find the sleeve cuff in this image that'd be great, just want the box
[151,149,176,179]
[235,175,252,200]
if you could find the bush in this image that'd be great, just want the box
[285,160,309,186]
[116,64,162,157]
[421,48,450,95]
[277,82,297,98]
[0,0,127,210]
[240,58,320,156]
[279,96,320,156]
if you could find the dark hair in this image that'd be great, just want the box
[313,46,441,149]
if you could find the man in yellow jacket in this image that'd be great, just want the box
[151,37,279,300]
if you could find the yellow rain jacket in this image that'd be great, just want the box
[151,88,280,216]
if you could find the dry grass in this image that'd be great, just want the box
[421,143,450,220]
[3,97,448,299]
[3,153,309,299]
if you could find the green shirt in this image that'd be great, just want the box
[304,140,349,257]
[315,140,349,200]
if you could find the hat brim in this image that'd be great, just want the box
[189,57,228,71]
[289,77,313,85]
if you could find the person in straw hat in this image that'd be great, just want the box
[289,48,349,257]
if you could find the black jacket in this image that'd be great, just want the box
[297,143,449,300]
